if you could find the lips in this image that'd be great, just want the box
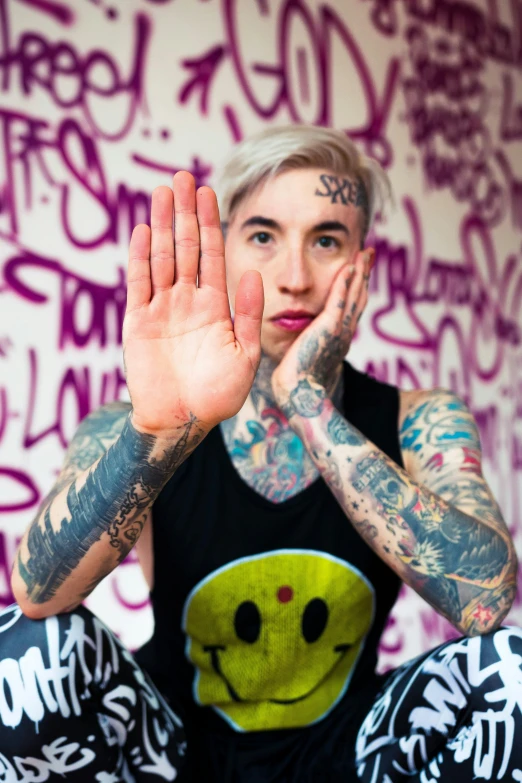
[271,310,316,332]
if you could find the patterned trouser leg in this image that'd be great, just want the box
[355,627,522,782]
[0,603,187,782]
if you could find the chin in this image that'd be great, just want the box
[261,339,295,365]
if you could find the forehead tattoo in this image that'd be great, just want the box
[315,173,368,211]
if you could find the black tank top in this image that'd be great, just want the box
[146,362,403,738]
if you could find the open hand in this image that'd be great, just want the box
[123,172,264,436]
[271,251,372,411]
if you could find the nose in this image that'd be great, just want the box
[275,247,313,295]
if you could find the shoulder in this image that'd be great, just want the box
[398,387,475,429]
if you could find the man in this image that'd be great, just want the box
[4,126,521,781]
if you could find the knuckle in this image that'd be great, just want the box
[200,248,223,259]
[150,250,174,262]
[175,237,200,249]
[127,273,151,284]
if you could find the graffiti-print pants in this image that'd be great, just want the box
[355,626,522,782]
[0,604,187,781]
[1,604,522,781]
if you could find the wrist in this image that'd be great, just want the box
[130,409,210,443]
[277,377,328,422]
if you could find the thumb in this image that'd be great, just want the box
[233,270,264,368]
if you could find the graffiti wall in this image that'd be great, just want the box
[0,0,521,668]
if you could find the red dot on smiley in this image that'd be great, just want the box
[277,585,293,603]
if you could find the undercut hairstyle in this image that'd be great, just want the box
[216,125,393,247]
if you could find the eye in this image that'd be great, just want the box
[302,598,329,643]
[250,231,272,245]
[316,236,339,249]
[234,601,261,643]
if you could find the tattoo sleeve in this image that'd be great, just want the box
[14,405,205,610]
[288,393,517,636]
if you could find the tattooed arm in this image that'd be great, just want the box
[12,402,206,618]
[280,384,517,636]
[12,172,264,619]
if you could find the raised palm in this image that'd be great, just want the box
[123,172,264,435]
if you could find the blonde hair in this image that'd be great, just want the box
[217,125,393,244]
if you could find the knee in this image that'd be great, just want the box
[0,602,99,658]
[447,626,522,708]
[469,625,522,667]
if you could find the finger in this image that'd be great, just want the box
[173,171,200,285]
[196,186,227,293]
[127,224,151,311]
[150,186,175,295]
[322,262,355,327]
[342,254,366,331]
[234,270,264,369]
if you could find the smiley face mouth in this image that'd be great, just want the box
[203,643,352,705]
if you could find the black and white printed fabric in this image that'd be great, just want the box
[0,604,187,782]
[356,626,522,782]
[2,600,522,782]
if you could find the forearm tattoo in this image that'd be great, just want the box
[292,396,515,634]
[19,411,204,603]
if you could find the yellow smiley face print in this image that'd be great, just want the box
[182,550,375,731]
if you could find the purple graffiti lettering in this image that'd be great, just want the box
[179,45,228,115]
[177,0,401,166]
[0,106,212,247]
[378,614,404,656]
[0,386,20,445]
[513,434,522,471]
[132,153,212,189]
[223,104,243,142]
[420,603,459,644]
[364,0,398,37]
[111,550,151,612]
[3,250,126,350]
[0,107,52,238]
[22,348,126,450]
[0,467,40,512]
[496,151,522,232]
[500,72,522,142]
[368,197,521,399]
[401,25,506,226]
[58,117,158,248]
[366,0,522,68]
[0,7,150,139]
[15,0,74,26]
[321,6,400,167]
[0,531,17,605]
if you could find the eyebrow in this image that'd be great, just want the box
[240,216,281,231]
[240,216,350,235]
[313,221,350,236]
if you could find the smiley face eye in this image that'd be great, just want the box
[302,598,329,643]
[234,601,261,643]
